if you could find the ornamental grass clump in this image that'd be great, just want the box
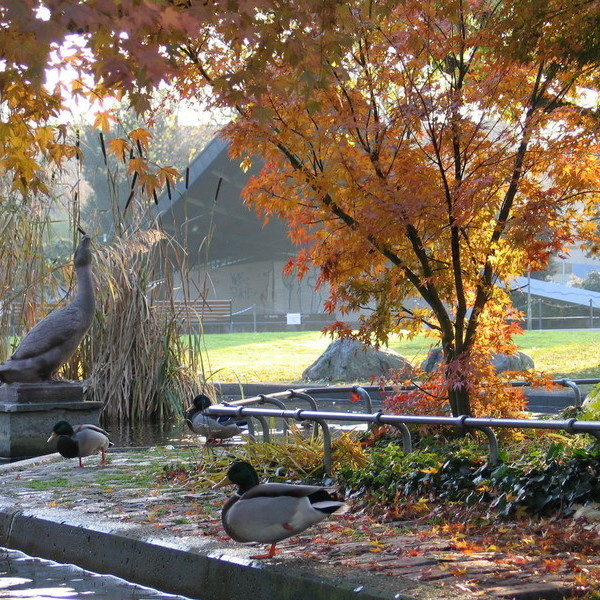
[160,427,368,488]
[83,228,202,423]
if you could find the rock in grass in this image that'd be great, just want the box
[421,348,534,374]
[302,338,413,383]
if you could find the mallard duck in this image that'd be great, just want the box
[185,394,247,443]
[47,420,112,468]
[213,461,348,559]
[0,235,95,383]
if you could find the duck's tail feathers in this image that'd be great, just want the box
[312,501,349,515]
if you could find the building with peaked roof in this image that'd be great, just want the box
[154,136,335,330]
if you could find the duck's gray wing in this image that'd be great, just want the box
[241,483,326,500]
[72,424,111,437]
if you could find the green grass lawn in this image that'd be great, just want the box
[195,329,600,384]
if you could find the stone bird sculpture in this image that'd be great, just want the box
[0,235,95,383]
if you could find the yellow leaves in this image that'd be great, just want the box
[156,165,180,188]
[419,466,440,474]
[70,78,87,98]
[129,128,152,149]
[93,111,116,133]
[34,126,55,149]
[368,539,390,552]
[138,172,160,197]
[96,128,180,201]
[127,157,150,176]
[48,141,80,165]
[107,138,130,162]
[240,156,252,173]
[574,573,591,587]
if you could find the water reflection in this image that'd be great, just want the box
[103,398,374,448]
[0,547,197,600]
[104,420,190,448]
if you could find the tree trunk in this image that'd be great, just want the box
[441,334,473,417]
[448,384,471,417]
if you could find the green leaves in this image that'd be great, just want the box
[339,439,600,520]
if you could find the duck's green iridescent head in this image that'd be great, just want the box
[52,420,74,436]
[193,394,212,410]
[226,461,260,492]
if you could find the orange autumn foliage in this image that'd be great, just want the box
[1,0,600,416]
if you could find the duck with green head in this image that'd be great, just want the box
[47,420,112,468]
[185,394,247,443]
[213,461,348,559]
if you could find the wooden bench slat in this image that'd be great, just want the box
[152,300,233,323]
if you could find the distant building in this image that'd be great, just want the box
[155,136,335,330]
[551,246,600,285]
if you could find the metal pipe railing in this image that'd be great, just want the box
[206,379,600,474]
[205,404,600,473]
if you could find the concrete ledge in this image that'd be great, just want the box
[0,506,458,600]
[0,381,85,403]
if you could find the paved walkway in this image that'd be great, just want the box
[0,448,597,600]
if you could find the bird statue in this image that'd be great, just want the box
[185,393,247,444]
[213,460,348,559]
[0,235,95,383]
[47,420,112,468]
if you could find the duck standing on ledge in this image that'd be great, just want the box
[213,461,348,559]
[47,420,112,467]
[0,235,95,383]
[185,393,247,443]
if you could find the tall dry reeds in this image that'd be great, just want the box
[0,191,65,361]
[80,228,203,423]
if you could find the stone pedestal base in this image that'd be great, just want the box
[0,382,103,461]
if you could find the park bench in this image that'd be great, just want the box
[152,299,233,332]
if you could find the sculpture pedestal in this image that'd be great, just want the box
[0,382,103,461]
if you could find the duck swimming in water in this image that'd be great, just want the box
[185,394,247,443]
[47,420,112,468]
[0,235,95,383]
[213,461,348,559]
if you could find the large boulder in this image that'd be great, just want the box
[421,348,534,374]
[302,338,413,383]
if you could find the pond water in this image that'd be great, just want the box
[103,398,374,448]
[0,547,199,600]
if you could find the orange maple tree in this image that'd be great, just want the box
[2,0,600,415]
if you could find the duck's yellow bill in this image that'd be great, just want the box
[211,475,233,490]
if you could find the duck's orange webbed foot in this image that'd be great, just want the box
[250,543,278,559]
